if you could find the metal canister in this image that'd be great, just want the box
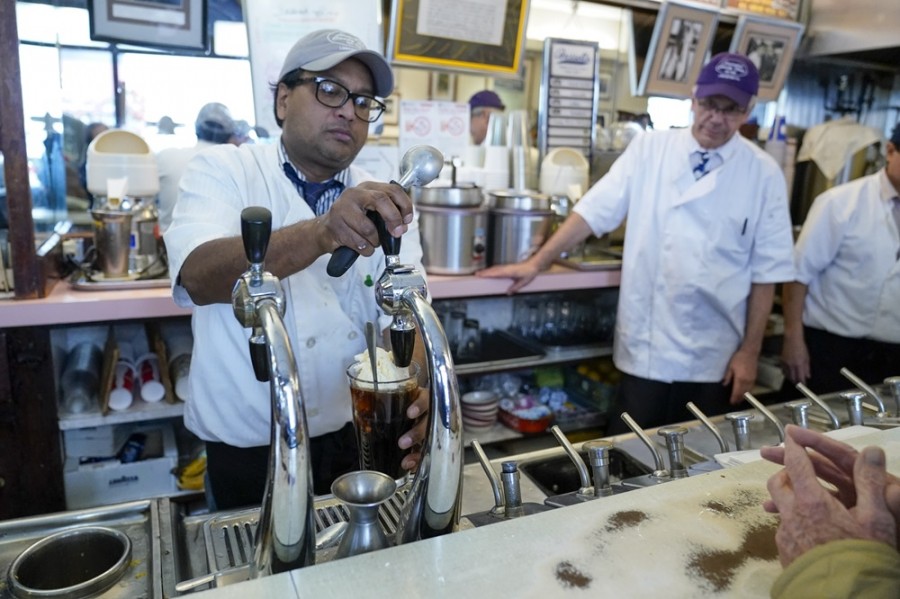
[487,191,554,266]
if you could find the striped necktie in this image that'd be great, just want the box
[692,151,711,180]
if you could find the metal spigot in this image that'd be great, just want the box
[885,377,900,416]
[620,413,669,479]
[500,462,525,519]
[784,399,812,428]
[550,425,593,498]
[657,425,689,478]
[841,390,866,426]
[725,411,755,450]
[584,440,615,497]
[796,383,841,430]
[686,402,729,453]
[744,392,785,443]
[840,367,887,414]
[231,207,315,578]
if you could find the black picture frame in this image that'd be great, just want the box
[88,0,208,51]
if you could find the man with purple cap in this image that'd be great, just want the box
[781,120,900,393]
[480,53,794,432]
[468,89,505,144]
[164,29,427,510]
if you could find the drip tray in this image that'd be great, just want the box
[176,487,409,588]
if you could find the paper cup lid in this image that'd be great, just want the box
[174,377,190,402]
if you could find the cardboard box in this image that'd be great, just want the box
[63,425,119,458]
[63,422,178,510]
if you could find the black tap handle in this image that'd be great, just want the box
[249,337,269,382]
[241,207,272,265]
[390,328,415,368]
[325,207,403,277]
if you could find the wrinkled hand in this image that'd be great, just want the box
[780,333,810,385]
[476,258,543,294]
[723,348,758,405]
[764,426,898,567]
[318,181,413,256]
[761,425,900,544]
[398,387,429,471]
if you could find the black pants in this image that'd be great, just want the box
[205,422,359,511]
[605,373,732,435]
[802,326,900,395]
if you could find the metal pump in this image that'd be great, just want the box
[231,207,315,578]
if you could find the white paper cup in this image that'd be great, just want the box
[108,360,135,411]
[136,353,165,403]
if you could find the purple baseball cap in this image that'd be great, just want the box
[890,122,900,147]
[695,53,759,107]
[468,90,505,110]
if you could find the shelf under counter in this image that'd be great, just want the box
[455,342,613,375]
[58,399,185,431]
[428,264,621,299]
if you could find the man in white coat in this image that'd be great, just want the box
[165,29,427,508]
[479,53,795,433]
[781,122,900,394]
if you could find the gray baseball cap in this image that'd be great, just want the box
[278,29,393,97]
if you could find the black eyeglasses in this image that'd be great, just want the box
[696,97,747,118]
[296,76,386,123]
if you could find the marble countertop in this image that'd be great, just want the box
[190,427,900,598]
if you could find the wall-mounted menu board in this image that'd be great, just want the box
[537,38,599,163]
[388,0,530,77]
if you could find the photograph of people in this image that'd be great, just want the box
[746,36,785,83]
[658,17,702,83]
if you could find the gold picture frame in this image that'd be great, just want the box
[638,1,720,99]
[388,0,530,77]
[730,15,804,102]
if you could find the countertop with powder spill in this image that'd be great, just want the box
[194,427,900,599]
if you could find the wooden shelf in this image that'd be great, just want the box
[58,399,185,431]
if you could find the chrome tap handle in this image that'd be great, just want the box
[584,439,615,497]
[785,399,812,428]
[686,401,729,453]
[237,207,276,382]
[725,411,755,451]
[841,390,866,426]
[840,368,887,414]
[657,425,689,478]
[620,412,667,476]
[744,392,785,443]
[796,383,841,430]
[550,425,591,494]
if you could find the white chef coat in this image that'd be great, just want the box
[794,169,900,343]
[155,140,218,232]
[573,128,794,383]
[164,141,425,446]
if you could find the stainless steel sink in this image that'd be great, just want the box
[517,447,653,498]
[0,500,163,599]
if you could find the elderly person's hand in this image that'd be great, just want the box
[398,387,429,471]
[763,425,897,567]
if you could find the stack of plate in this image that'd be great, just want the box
[461,391,499,432]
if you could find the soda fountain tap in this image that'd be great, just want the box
[885,377,900,416]
[686,401,730,453]
[840,367,887,414]
[500,462,525,519]
[725,411,755,450]
[784,399,812,428]
[657,425,689,479]
[796,383,841,430]
[620,413,669,479]
[841,390,866,426]
[326,145,444,279]
[550,425,593,497]
[744,392,785,443]
[231,207,315,578]
[584,440,616,497]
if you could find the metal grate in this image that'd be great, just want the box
[202,489,408,573]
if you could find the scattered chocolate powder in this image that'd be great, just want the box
[555,561,592,589]
[688,521,778,592]
[604,509,648,532]
[702,489,767,519]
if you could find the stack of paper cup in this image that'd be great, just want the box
[166,335,193,402]
[109,341,136,411]
[136,353,165,403]
[482,146,510,191]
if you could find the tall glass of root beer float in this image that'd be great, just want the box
[347,351,420,481]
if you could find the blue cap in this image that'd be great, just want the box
[468,90,505,110]
[695,53,760,107]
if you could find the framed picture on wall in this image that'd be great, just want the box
[638,1,719,99]
[388,0,530,78]
[88,0,207,51]
[730,16,804,102]
[428,73,457,101]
